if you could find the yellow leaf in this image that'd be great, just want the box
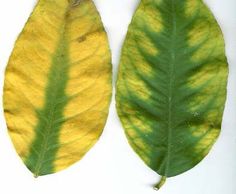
[3,0,112,176]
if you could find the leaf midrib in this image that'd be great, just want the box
[26,2,74,176]
[165,0,177,176]
[33,41,68,176]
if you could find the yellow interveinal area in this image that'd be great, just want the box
[4,0,67,160]
[3,0,111,175]
[186,2,227,156]
[55,1,111,171]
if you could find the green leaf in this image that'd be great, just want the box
[116,0,228,188]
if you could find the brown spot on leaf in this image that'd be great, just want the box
[77,36,86,43]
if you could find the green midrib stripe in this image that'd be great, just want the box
[154,0,192,176]
[25,20,70,176]
[165,0,176,176]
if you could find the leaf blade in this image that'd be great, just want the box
[116,0,228,178]
[3,0,112,176]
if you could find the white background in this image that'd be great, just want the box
[0,0,236,193]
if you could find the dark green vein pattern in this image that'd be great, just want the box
[116,0,228,182]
